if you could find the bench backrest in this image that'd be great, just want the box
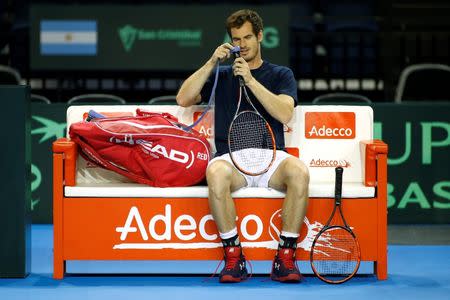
[67,105,372,184]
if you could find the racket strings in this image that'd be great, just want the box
[229,111,275,174]
[230,113,273,150]
[311,228,359,282]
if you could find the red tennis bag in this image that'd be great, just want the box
[69,109,211,187]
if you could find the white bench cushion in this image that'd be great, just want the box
[66,105,375,197]
[65,183,375,198]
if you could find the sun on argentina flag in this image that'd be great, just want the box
[40,20,97,56]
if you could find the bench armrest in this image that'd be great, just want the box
[53,138,77,186]
[360,139,388,187]
[286,147,299,158]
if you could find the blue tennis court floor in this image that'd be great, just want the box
[0,225,449,300]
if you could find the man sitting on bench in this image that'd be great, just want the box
[176,9,310,283]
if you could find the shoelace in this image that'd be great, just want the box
[279,250,296,270]
[247,259,253,279]
[202,259,224,282]
[266,249,303,281]
[203,253,253,282]
[224,254,240,270]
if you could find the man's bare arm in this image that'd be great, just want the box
[176,60,216,107]
[176,43,234,107]
[246,78,295,124]
[233,57,295,124]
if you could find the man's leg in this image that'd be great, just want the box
[206,160,247,232]
[206,159,247,283]
[269,157,310,233]
[268,156,310,282]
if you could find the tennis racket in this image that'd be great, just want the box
[227,47,276,176]
[310,167,361,284]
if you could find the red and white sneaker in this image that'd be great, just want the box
[219,246,248,283]
[271,248,302,283]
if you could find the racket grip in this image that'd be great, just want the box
[231,46,245,87]
[334,167,343,204]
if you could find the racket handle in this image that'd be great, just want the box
[231,46,245,87]
[231,46,241,54]
[236,76,244,87]
[334,167,343,204]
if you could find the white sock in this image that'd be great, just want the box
[219,227,238,240]
[281,231,299,238]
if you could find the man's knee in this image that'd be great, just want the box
[283,158,310,185]
[206,160,233,184]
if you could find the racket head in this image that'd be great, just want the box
[310,225,361,284]
[228,110,276,176]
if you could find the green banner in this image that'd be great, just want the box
[374,103,450,224]
[30,104,68,223]
[30,4,289,71]
[30,103,450,224]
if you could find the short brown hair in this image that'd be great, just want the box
[226,9,263,38]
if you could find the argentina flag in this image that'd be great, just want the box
[40,20,97,55]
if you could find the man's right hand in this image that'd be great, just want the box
[177,43,233,107]
[210,43,234,64]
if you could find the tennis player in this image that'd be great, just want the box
[176,9,309,283]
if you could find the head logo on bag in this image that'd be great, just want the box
[70,111,211,187]
[139,141,193,166]
[108,135,198,167]
[305,112,355,139]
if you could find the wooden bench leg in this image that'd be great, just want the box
[375,260,387,280]
[376,153,388,280]
[53,211,65,279]
[53,153,65,279]
[53,258,65,280]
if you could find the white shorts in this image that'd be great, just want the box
[208,150,293,188]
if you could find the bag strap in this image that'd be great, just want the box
[136,109,178,122]
[70,135,156,186]
[135,109,193,130]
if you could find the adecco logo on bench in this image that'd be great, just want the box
[305,112,355,139]
[114,205,281,250]
[309,158,351,168]
[112,204,336,253]
[193,111,213,139]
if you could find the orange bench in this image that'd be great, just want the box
[52,104,388,279]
